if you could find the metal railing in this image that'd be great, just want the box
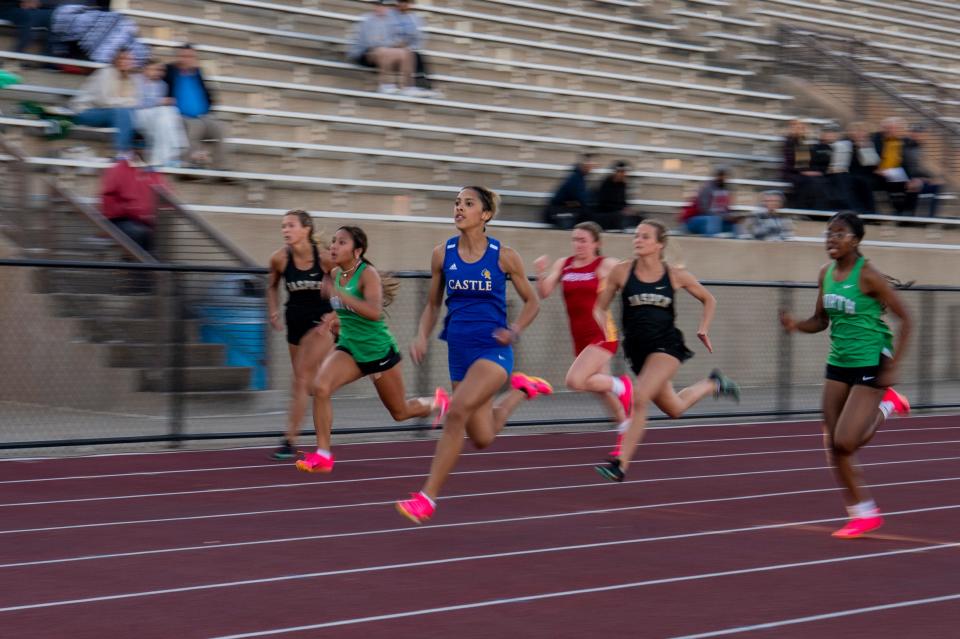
[0,264,956,450]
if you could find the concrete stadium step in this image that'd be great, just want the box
[138,366,253,392]
[78,318,202,343]
[104,342,227,368]
[47,293,160,319]
[32,269,162,295]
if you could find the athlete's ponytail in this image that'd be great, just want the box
[462,185,500,230]
[337,225,400,307]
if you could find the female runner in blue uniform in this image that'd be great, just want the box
[266,210,336,460]
[396,186,551,523]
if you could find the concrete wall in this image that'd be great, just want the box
[205,211,960,286]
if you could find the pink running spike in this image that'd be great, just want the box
[510,373,553,399]
[832,514,884,539]
[396,492,435,524]
[882,387,910,416]
[432,387,450,428]
[295,451,334,474]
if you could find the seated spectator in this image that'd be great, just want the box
[134,57,187,167]
[348,0,420,95]
[0,0,57,54]
[543,153,596,229]
[847,121,880,215]
[903,123,942,218]
[871,117,910,215]
[50,3,149,66]
[590,160,632,230]
[68,47,137,155]
[100,152,171,253]
[823,122,854,211]
[164,44,230,171]
[391,0,436,95]
[684,168,740,236]
[747,191,792,241]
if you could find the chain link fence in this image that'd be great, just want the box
[0,262,957,450]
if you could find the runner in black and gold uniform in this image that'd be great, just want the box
[593,220,740,483]
[266,210,335,460]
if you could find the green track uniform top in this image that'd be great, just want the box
[334,263,398,363]
[822,257,894,368]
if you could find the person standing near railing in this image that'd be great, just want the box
[396,186,551,524]
[593,220,741,483]
[266,210,336,461]
[533,221,632,456]
[780,212,912,539]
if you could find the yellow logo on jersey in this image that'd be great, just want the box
[481,268,491,280]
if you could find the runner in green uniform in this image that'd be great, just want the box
[295,225,449,474]
[780,212,912,539]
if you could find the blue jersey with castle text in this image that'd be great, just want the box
[439,236,508,347]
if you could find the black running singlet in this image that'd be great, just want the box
[620,261,678,344]
[284,245,330,312]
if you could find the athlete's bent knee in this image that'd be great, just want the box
[831,437,858,457]
[564,370,586,391]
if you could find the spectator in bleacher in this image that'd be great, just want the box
[590,160,632,231]
[903,123,942,218]
[0,0,57,54]
[684,167,740,236]
[871,117,910,215]
[782,119,820,210]
[348,0,419,95]
[746,190,792,241]
[50,3,149,66]
[391,0,435,95]
[164,44,230,171]
[134,58,187,168]
[822,122,854,211]
[847,121,880,215]
[543,153,596,230]
[100,151,172,253]
[69,47,137,155]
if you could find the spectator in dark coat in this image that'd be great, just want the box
[543,153,597,229]
[0,0,61,54]
[590,160,632,230]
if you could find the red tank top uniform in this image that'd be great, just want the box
[560,256,619,355]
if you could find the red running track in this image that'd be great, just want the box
[1,415,959,638]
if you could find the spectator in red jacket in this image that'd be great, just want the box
[100,156,171,253]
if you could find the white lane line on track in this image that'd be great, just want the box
[4,425,958,486]
[6,416,948,463]
[4,454,960,536]
[5,437,960,509]
[206,542,960,638]
[669,593,960,638]
[2,474,958,570]
[2,505,957,616]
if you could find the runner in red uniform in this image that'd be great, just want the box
[535,222,632,453]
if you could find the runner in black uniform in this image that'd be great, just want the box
[267,210,336,460]
[593,220,741,482]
